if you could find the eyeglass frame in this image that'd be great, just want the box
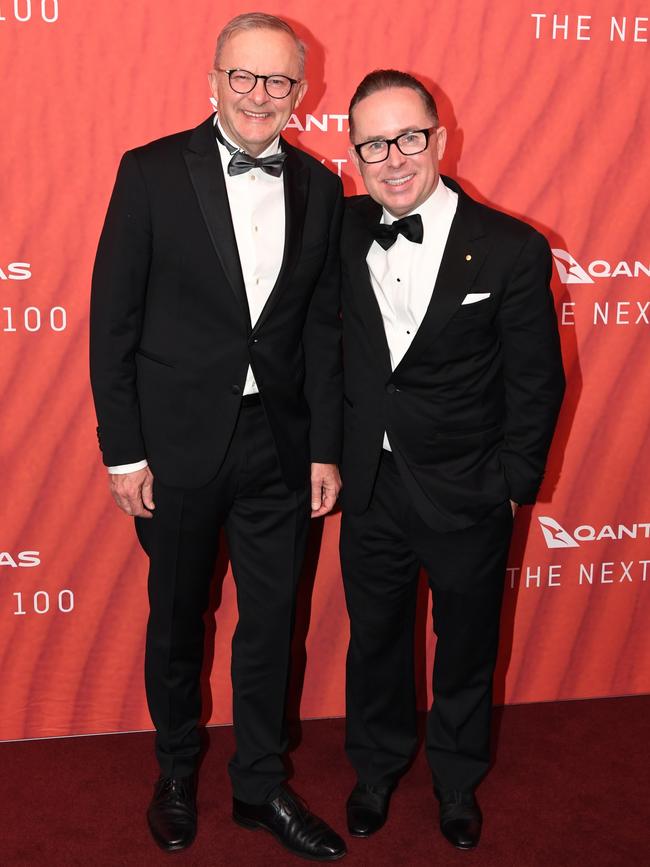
[353,126,439,164]
[217,67,301,99]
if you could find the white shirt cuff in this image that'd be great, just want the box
[108,460,148,474]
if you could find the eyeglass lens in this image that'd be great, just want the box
[228,69,293,99]
[360,131,429,163]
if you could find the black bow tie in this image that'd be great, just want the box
[372,213,424,250]
[214,120,286,177]
[227,150,286,177]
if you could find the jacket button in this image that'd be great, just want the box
[231,385,241,395]
[386,383,396,394]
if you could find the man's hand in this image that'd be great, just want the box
[310,463,342,518]
[109,466,155,518]
[510,500,519,518]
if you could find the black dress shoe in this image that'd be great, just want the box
[437,790,482,850]
[233,786,346,861]
[346,783,392,837]
[147,774,197,852]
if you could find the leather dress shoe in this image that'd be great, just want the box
[147,774,197,852]
[346,783,392,837]
[437,790,482,850]
[233,786,346,861]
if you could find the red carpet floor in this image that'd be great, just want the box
[3,695,649,866]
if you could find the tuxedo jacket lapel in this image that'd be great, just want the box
[345,182,489,380]
[345,197,392,378]
[252,140,309,335]
[183,116,251,328]
[183,123,310,335]
[393,179,489,375]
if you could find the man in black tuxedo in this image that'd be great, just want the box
[90,13,346,861]
[339,70,565,850]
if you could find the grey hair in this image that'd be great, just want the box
[214,13,306,78]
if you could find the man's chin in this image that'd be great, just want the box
[233,123,280,154]
[379,197,417,219]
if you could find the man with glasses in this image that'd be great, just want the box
[90,12,346,861]
[339,70,564,850]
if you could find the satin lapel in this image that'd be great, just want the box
[344,198,392,378]
[182,117,250,327]
[252,141,309,335]
[393,186,488,375]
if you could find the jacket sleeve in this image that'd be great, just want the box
[302,177,344,464]
[497,230,565,503]
[89,150,151,467]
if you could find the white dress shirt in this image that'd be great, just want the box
[366,177,458,451]
[109,118,286,474]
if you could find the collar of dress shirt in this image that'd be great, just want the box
[380,176,456,233]
[213,113,281,162]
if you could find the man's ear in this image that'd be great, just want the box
[207,69,219,100]
[293,78,309,112]
[348,144,362,176]
[436,126,447,161]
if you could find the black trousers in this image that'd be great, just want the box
[340,450,512,794]
[135,402,310,804]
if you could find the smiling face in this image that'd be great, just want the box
[208,27,307,156]
[349,86,446,218]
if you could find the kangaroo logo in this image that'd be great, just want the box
[551,249,594,284]
[537,516,580,549]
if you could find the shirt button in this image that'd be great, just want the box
[250,175,256,181]
[254,226,258,232]
[396,277,401,282]
[255,278,260,285]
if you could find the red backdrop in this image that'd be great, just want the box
[1,0,649,740]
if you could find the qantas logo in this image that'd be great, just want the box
[538,517,580,548]
[552,248,650,283]
[538,517,650,549]
[551,250,594,284]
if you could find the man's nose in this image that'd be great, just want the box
[386,141,406,168]
[250,77,269,103]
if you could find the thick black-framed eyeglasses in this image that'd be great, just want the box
[218,67,300,99]
[354,127,437,164]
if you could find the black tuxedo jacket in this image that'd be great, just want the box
[340,177,565,531]
[90,116,343,490]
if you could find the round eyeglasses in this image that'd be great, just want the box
[354,127,437,164]
[218,67,300,100]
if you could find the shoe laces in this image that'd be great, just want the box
[277,790,333,846]
[156,776,193,805]
[278,788,310,820]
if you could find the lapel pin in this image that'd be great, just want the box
[465,253,472,261]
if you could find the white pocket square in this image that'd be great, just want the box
[461,292,491,305]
